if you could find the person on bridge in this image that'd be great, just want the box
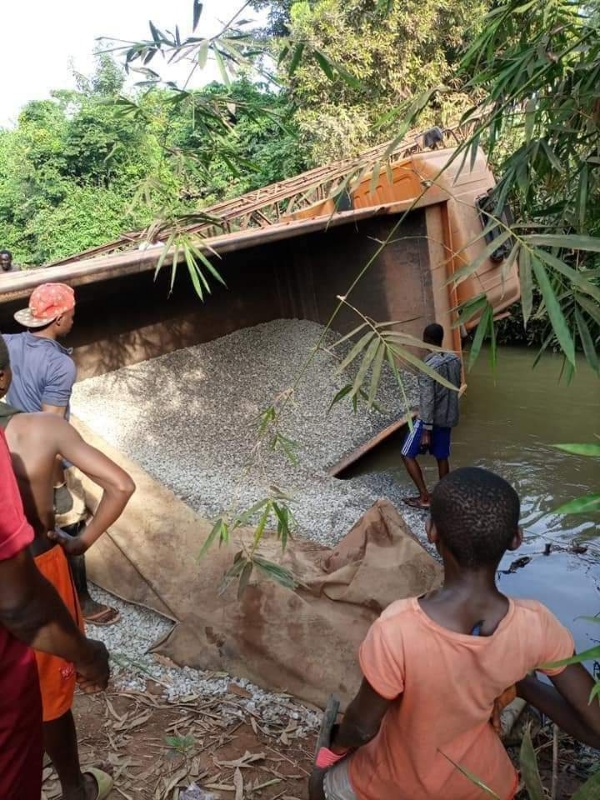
[401,322,462,510]
[3,282,120,626]
[0,335,135,799]
[0,425,110,800]
[309,467,600,800]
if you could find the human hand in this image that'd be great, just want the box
[75,639,110,694]
[421,430,431,450]
[47,527,88,556]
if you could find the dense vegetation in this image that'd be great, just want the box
[0,0,598,363]
[0,56,305,264]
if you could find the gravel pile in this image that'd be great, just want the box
[91,584,321,731]
[73,319,430,711]
[72,318,421,545]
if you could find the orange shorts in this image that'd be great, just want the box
[34,545,84,722]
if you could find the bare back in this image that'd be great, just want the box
[4,413,62,554]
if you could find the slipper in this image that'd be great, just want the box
[402,497,431,510]
[83,767,113,800]
[83,606,121,627]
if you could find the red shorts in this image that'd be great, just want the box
[34,545,84,722]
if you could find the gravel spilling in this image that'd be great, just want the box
[73,319,431,710]
[72,319,422,545]
[90,584,321,731]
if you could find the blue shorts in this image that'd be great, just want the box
[401,419,452,460]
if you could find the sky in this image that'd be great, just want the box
[0,0,262,127]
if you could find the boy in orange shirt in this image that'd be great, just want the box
[310,467,600,800]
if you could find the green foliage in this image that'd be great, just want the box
[283,0,488,161]
[0,55,305,264]
[444,0,600,371]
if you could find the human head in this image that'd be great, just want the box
[423,322,444,347]
[0,336,12,398]
[14,283,76,337]
[428,467,522,570]
[0,250,12,272]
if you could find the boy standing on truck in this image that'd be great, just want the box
[310,467,600,800]
[401,322,461,509]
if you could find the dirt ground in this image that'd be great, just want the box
[41,690,595,800]
[42,690,316,800]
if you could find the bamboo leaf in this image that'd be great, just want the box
[530,254,576,365]
[368,341,385,405]
[328,384,353,411]
[351,336,381,398]
[540,644,600,671]
[288,42,305,75]
[575,309,599,372]
[237,561,253,599]
[552,443,600,457]
[533,249,600,304]
[198,518,226,559]
[519,248,533,326]
[571,769,600,800]
[527,234,600,253]
[197,39,209,68]
[335,331,376,374]
[389,343,458,390]
[438,751,500,799]
[554,494,600,515]
[450,230,513,287]
[149,21,163,46]
[192,0,203,31]
[457,293,489,326]
[519,728,545,800]
[313,50,335,81]
[329,322,368,349]
[468,304,493,371]
[213,48,231,86]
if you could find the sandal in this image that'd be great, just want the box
[83,767,114,800]
[83,606,121,627]
[402,497,431,510]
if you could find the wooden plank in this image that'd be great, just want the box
[328,411,417,477]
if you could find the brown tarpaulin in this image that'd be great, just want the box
[74,418,441,709]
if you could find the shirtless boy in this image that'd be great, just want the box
[0,337,135,800]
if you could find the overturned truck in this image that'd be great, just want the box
[0,126,520,707]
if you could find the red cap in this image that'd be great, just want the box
[14,283,75,328]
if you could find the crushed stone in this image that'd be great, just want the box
[72,319,420,546]
[74,318,431,712]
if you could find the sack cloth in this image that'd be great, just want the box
[72,417,441,709]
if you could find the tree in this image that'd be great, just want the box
[284,0,488,161]
[442,0,600,373]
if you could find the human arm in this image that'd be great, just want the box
[516,665,600,749]
[330,679,394,754]
[418,370,435,431]
[0,544,109,691]
[46,420,135,554]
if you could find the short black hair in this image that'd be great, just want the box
[423,322,444,346]
[431,467,520,569]
[0,336,10,371]
[0,250,12,258]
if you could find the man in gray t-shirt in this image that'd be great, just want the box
[5,283,119,626]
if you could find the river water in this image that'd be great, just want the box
[346,348,600,673]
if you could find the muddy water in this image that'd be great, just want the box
[346,348,600,673]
